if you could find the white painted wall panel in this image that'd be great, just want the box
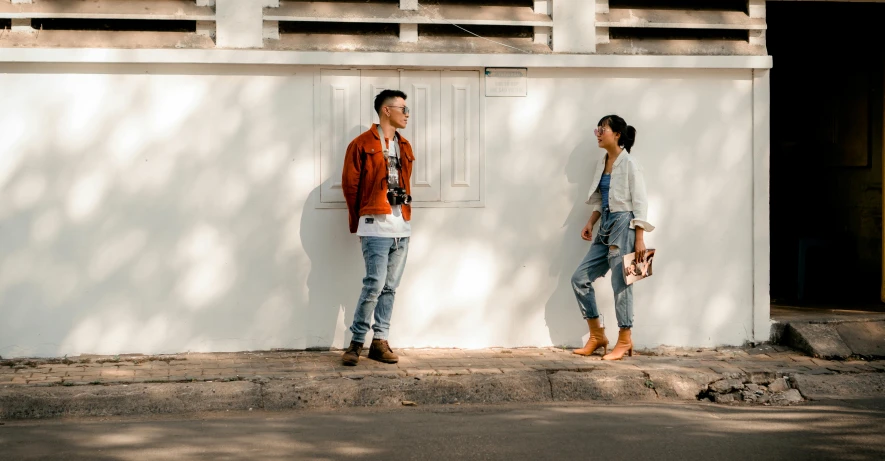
[0,65,758,357]
[441,71,481,202]
[320,70,360,203]
[400,71,442,202]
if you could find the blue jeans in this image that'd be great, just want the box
[571,210,635,329]
[349,237,409,344]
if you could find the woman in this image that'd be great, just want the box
[570,115,654,360]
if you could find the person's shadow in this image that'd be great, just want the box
[300,186,364,350]
[544,141,598,347]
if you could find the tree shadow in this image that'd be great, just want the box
[2,402,884,460]
[544,140,596,347]
[299,186,363,350]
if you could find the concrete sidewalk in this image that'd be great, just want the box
[2,344,884,420]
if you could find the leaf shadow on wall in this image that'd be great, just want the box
[0,64,331,356]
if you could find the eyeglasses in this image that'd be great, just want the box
[594,127,608,137]
[386,105,410,116]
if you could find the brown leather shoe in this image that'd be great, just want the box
[341,341,363,366]
[368,339,399,363]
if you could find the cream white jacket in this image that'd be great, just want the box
[586,150,655,232]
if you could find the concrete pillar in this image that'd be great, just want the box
[196,21,216,40]
[552,0,596,53]
[595,0,610,44]
[263,21,280,40]
[400,0,418,11]
[11,19,35,32]
[533,27,551,46]
[596,27,610,45]
[400,23,418,43]
[533,1,552,46]
[748,1,766,48]
[749,0,766,19]
[752,69,771,343]
[750,30,766,47]
[215,0,278,49]
[596,0,609,14]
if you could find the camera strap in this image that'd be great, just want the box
[376,125,400,162]
[377,125,401,189]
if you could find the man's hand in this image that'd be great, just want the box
[635,239,647,262]
[581,222,594,241]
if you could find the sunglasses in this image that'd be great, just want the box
[594,127,609,137]
[386,105,410,116]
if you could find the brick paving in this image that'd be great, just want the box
[1,345,882,387]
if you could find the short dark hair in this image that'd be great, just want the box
[374,89,408,116]
[597,115,637,153]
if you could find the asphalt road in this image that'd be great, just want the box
[2,400,884,460]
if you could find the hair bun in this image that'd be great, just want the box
[622,125,637,153]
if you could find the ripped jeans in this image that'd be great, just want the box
[571,209,635,329]
[349,236,409,344]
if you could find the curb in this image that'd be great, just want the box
[4,368,883,420]
[776,320,885,360]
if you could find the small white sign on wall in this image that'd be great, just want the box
[484,68,527,97]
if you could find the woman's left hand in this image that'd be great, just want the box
[635,240,647,262]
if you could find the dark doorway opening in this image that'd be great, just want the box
[768,2,885,308]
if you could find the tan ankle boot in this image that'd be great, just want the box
[602,328,633,360]
[341,341,363,366]
[368,339,399,364]
[573,318,609,356]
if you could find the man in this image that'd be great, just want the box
[340,89,414,366]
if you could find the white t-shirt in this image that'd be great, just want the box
[357,134,412,238]
[357,205,411,237]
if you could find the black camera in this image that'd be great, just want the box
[387,187,412,206]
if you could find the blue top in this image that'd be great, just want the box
[600,173,611,209]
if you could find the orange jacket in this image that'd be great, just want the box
[342,124,414,233]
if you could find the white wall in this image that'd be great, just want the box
[0,64,757,357]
